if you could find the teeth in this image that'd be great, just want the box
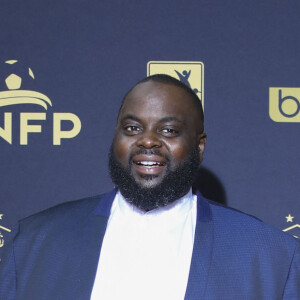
[137,161,162,166]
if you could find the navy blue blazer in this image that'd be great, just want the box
[0,189,299,299]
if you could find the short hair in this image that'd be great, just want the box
[118,74,204,130]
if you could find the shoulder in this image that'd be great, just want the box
[18,194,106,235]
[207,199,298,255]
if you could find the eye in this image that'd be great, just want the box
[160,127,179,136]
[124,125,142,134]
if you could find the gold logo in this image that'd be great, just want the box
[147,61,204,109]
[0,59,81,145]
[0,214,11,261]
[0,60,52,110]
[269,88,300,122]
[283,214,299,238]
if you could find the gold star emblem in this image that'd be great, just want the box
[0,214,3,220]
[286,214,294,222]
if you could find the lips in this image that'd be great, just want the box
[132,154,167,175]
[135,161,165,166]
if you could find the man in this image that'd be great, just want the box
[0,74,299,299]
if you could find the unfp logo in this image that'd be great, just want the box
[0,60,81,145]
[269,88,300,122]
[147,61,204,109]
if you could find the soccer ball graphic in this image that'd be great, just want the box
[3,60,35,90]
[0,59,52,110]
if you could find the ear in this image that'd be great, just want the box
[198,133,207,163]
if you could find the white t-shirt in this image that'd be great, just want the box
[91,189,197,300]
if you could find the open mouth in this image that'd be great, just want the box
[132,155,167,175]
[135,161,165,167]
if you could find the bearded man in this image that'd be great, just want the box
[0,75,299,300]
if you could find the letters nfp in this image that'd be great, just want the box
[0,112,81,145]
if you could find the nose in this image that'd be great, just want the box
[136,131,162,149]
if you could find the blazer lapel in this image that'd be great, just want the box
[184,191,214,300]
[73,189,117,299]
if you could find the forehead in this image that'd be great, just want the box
[119,81,200,123]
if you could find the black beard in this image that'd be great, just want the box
[108,145,200,211]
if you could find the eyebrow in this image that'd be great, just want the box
[120,114,141,123]
[120,114,184,124]
[158,116,183,123]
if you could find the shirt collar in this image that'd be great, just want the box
[113,188,195,218]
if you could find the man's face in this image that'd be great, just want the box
[112,81,206,189]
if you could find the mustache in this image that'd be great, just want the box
[129,149,170,162]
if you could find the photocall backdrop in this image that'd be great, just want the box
[0,0,300,256]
